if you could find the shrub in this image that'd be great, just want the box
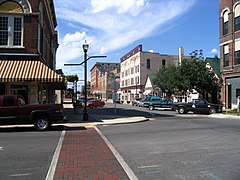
[224,109,240,116]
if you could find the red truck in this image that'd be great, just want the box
[0,95,65,130]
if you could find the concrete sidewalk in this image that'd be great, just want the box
[56,103,149,127]
[209,113,240,119]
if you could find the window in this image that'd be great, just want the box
[235,41,240,65]
[235,16,240,31]
[147,59,150,69]
[13,17,22,45]
[135,65,139,73]
[162,59,166,68]
[3,96,14,106]
[223,10,229,35]
[0,16,23,47]
[195,99,205,105]
[236,89,240,98]
[131,78,134,85]
[0,17,8,46]
[223,45,229,67]
[223,21,228,35]
[235,4,240,32]
[235,50,240,65]
[122,72,124,77]
[0,1,24,47]
[135,76,139,84]
[131,67,134,74]
[121,81,124,86]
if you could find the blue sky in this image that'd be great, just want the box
[55,0,219,87]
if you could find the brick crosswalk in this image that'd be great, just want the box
[53,127,129,180]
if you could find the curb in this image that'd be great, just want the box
[55,117,149,127]
[0,117,149,129]
[98,118,149,126]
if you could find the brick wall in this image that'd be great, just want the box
[219,0,240,108]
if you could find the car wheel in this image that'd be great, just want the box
[149,106,154,111]
[34,116,49,131]
[178,107,186,114]
[209,108,216,114]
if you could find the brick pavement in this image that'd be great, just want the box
[53,127,130,180]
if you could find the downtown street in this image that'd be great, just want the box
[0,102,240,180]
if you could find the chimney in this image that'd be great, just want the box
[179,47,184,65]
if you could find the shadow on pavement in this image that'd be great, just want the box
[62,107,103,123]
[88,107,176,120]
[0,125,87,133]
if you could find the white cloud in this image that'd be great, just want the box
[148,50,155,53]
[55,0,196,69]
[211,48,218,54]
[90,0,146,16]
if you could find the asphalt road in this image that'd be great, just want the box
[98,104,240,180]
[0,126,64,180]
[1,102,240,180]
[89,102,179,119]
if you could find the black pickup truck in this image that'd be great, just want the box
[172,99,222,114]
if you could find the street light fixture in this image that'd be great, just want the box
[64,41,106,121]
[82,41,89,121]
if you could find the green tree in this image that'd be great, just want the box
[153,65,183,98]
[65,75,78,82]
[190,49,204,60]
[153,50,222,100]
[179,59,221,98]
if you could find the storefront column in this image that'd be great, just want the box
[29,83,38,104]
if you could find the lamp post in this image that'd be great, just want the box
[64,41,107,121]
[82,41,89,121]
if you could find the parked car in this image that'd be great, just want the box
[142,96,163,107]
[132,98,142,106]
[73,97,94,108]
[0,95,65,130]
[137,99,146,107]
[172,99,222,114]
[82,99,105,108]
[148,99,173,111]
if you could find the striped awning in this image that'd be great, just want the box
[0,60,64,82]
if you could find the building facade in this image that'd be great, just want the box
[220,0,240,109]
[0,0,65,104]
[90,62,120,99]
[120,45,186,103]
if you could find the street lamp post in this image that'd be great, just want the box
[64,41,106,121]
[82,41,89,121]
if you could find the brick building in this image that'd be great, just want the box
[90,62,120,99]
[0,0,65,104]
[220,0,240,109]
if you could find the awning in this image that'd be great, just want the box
[0,60,65,83]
